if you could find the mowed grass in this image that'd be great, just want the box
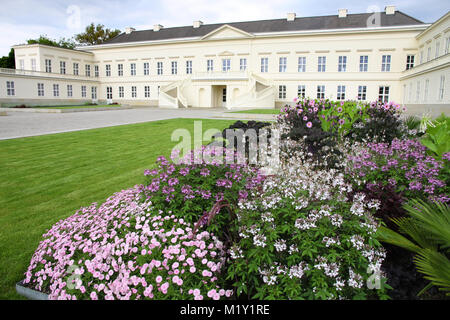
[230,109,281,114]
[0,118,236,299]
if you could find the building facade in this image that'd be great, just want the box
[1,6,449,115]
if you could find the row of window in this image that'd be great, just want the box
[403,75,446,102]
[5,81,98,99]
[42,59,100,77]
[277,84,390,102]
[418,35,450,65]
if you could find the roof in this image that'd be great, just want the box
[104,11,425,45]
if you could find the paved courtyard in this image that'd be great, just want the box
[0,107,275,140]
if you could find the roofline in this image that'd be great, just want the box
[416,11,450,39]
[77,24,429,51]
[12,43,94,55]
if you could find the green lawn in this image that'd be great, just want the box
[32,104,122,109]
[230,109,281,114]
[0,118,236,299]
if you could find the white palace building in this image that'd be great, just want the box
[0,6,449,114]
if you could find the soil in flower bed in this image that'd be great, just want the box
[382,244,447,300]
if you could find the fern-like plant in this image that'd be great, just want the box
[377,199,450,296]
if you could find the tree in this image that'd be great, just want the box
[75,23,121,45]
[0,48,15,69]
[27,35,76,49]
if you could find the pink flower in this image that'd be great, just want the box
[90,292,98,300]
[155,276,162,283]
[306,122,313,128]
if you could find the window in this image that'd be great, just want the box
[406,55,415,70]
[337,85,346,100]
[279,57,287,72]
[186,60,192,74]
[297,85,305,98]
[409,83,413,102]
[222,88,227,103]
[338,56,347,72]
[261,57,268,73]
[157,62,163,75]
[118,64,123,76]
[91,86,97,100]
[420,51,424,64]
[317,85,325,99]
[144,62,150,75]
[318,56,326,72]
[131,86,137,98]
[435,41,440,59]
[106,64,111,77]
[81,85,87,98]
[378,86,390,103]
[424,79,429,102]
[207,59,214,72]
[439,75,445,100]
[427,47,431,61]
[158,86,160,96]
[94,65,99,77]
[85,65,91,77]
[31,59,36,71]
[171,61,177,75]
[298,57,306,72]
[358,86,367,101]
[416,81,421,101]
[359,56,368,72]
[67,85,73,97]
[19,59,24,70]
[73,63,79,76]
[106,86,113,100]
[381,55,391,72]
[53,84,59,97]
[240,58,247,71]
[145,86,150,98]
[59,61,66,74]
[119,86,124,98]
[6,81,15,96]
[130,63,136,76]
[278,85,286,99]
[37,83,44,96]
[445,37,450,55]
[45,59,52,73]
[222,59,230,72]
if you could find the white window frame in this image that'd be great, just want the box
[222,59,231,72]
[131,86,137,98]
[37,83,44,96]
[19,59,25,70]
[67,84,73,97]
[297,85,305,98]
[118,86,124,98]
[145,86,150,98]
[239,58,247,71]
[381,55,391,72]
[435,41,440,59]
[31,59,36,71]
[118,64,123,76]
[317,85,325,99]
[427,47,431,61]
[106,64,111,77]
[445,37,450,55]
[378,86,390,103]
[186,60,192,74]
[318,56,326,72]
[45,59,52,73]
[53,84,59,97]
[6,81,15,96]
[416,81,421,102]
[406,55,415,70]
[106,86,113,100]
[171,61,177,75]
[85,65,91,77]
[358,85,367,101]
[337,85,346,100]
[424,79,429,102]
[298,57,306,72]
[59,61,66,74]
[207,59,214,72]
[130,63,136,76]
[278,85,286,99]
[143,62,150,75]
[73,63,79,76]
[359,55,368,72]
[279,57,287,73]
[338,56,347,72]
[157,61,163,75]
[261,57,268,73]
[439,75,445,100]
[94,65,99,77]
[91,86,97,100]
[81,85,87,98]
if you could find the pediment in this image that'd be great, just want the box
[201,25,254,40]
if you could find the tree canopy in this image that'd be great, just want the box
[75,23,121,45]
[27,35,76,49]
[0,49,15,69]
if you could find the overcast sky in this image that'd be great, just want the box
[0,0,448,56]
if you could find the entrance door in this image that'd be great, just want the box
[221,87,227,108]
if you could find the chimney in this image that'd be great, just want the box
[338,9,348,18]
[385,5,396,15]
[153,24,163,32]
[125,27,135,34]
[193,20,203,28]
[287,13,296,21]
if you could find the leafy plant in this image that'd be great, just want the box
[420,114,450,159]
[377,199,450,296]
